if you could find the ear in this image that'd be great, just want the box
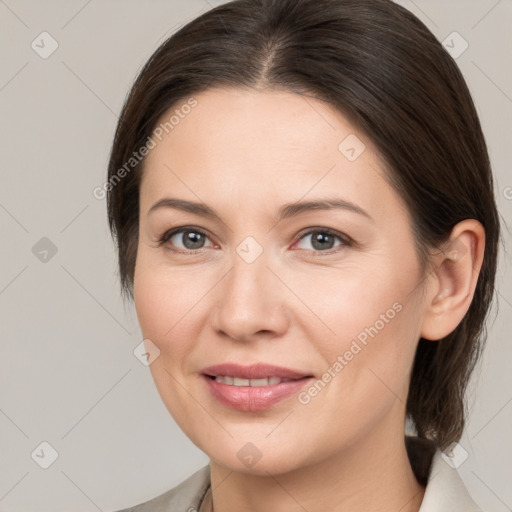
[420,219,486,341]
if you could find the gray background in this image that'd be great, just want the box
[0,0,511,511]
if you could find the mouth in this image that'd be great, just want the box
[201,362,313,380]
[201,363,314,411]
[205,375,298,386]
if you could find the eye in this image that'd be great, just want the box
[157,226,352,254]
[294,227,351,253]
[158,227,215,252]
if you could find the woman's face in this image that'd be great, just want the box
[134,88,430,475]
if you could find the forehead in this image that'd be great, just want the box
[139,87,407,223]
[147,87,360,166]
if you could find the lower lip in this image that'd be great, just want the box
[203,375,313,411]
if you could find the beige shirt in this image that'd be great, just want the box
[115,437,481,511]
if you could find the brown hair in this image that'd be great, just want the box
[106,0,500,450]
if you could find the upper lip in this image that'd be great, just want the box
[201,363,312,380]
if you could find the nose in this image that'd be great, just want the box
[211,248,290,343]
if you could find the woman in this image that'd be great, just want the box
[106,0,500,510]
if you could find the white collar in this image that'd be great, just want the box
[417,447,481,511]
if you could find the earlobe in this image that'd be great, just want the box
[420,219,485,341]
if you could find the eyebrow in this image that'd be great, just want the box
[147,197,372,222]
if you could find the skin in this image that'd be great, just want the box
[133,88,485,512]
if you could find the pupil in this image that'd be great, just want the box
[184,231,204,249]
[312,232,333,250]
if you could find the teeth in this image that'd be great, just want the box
[213,376,293,386]
[251,378,272,386]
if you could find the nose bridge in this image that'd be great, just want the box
[212,238,288,340]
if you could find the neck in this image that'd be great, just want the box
[208,423,425,512]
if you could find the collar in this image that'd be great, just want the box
[409,437,481,511]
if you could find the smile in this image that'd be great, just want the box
[211,376,295,386]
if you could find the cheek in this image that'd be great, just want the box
[134,250,192,337]
[133,255,186,366]
[133,252,216,371]
[294,297,421,457]
[289,256,418,350]
[293,250,423,404]
[133,256,205,427]
[133,264,170,341]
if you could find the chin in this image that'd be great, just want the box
[211,452,304,476]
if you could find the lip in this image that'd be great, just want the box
[201,363,311,380]
[201,363,314,412]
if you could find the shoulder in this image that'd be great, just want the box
[113,465,211,512]
[406,437,482,512]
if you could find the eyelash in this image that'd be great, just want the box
[156,226,353,256]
